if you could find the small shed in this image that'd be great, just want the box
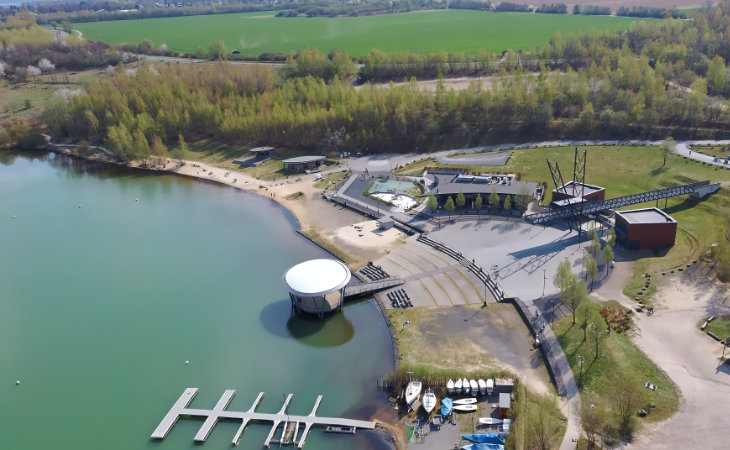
[249,146,275,159]
[498,393,511,419]
[378,217,394,230]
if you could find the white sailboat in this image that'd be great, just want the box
[453,404,478,412]
[478,379,487,395]
[446,379,455,394]
[469,379,479,397]
[405,380,423,407]
[478,417,503,425]
[453,397,477,405]
[454,378,463,392]
[461,378,470,395]
[422,389,437,414]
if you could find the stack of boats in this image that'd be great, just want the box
[404,376,495,416]
[446,377,494,397]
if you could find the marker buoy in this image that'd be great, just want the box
[185,360,190,365]
[16,380,20,385]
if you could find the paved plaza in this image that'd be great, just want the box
[427,218,595,302]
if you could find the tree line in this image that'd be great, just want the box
[0,14,129,80]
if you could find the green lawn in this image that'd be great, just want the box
[690,144,730,159]
[74,10,639,57]
[553,301,679,434]
[705,316,730,342]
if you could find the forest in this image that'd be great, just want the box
[4,3,730,161]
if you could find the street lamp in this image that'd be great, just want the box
[577,355,584,388]
[542,268,547,297]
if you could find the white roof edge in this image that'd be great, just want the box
[282,259,351,297]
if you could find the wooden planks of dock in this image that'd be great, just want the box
[151,388,376,448]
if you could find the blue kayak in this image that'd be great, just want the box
[462,433,505,444]
[441,397,453,417]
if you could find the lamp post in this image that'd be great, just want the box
[542,268,547,297]
[577,355,584,388]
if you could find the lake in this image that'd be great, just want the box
[0,151,395,449]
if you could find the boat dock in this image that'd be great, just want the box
[151,388,376,448]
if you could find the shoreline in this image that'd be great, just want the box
[38,146,408,448]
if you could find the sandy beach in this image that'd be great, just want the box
[166,159,406,267]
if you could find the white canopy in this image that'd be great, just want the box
[283,259,351,297]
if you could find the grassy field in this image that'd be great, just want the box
[397,145,730,281]
[74,10,639,57]
[0,70,100,123]
[553,300,679,435]
[705,316,730,342]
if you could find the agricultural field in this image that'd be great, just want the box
[74,10,640,57]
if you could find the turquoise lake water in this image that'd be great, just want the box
[0,152,394,449]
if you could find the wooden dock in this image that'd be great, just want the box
[151,388,376,448]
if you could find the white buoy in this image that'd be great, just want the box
[16,380,20,385]
[77,204,81,208]
[11,215,15,219]
[185,360,190,365]
[135,198,139,202]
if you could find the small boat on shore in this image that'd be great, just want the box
[422,389,437,414]
[453,398,477,405]
[461,378,470,395]
[447,379,455,394]
[441,397,453,417]
[478,417,503,425]
[405,380,422,407]
[454,378,463,392]
[478,379,487,395]
[453,404,478,412]
[469,379,479,397]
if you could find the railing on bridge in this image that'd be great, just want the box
[526,180,712,225]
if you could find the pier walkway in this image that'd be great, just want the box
[344,278,404,297]
[151,388,375,448]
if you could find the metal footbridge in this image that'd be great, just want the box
[526,180,719,225]
[344,278,404,297]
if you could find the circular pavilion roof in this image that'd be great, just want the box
[283,259,351,297]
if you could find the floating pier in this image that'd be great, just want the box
[151,388,376,448]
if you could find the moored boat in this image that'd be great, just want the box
[324,425,357,434]
[405,380,422,407]
[422,389,437,414]
[453,404,478,412]
[461,378,470,394]
[478,417,503,425]
[469,379,479,397]
[446,379,455,394]
[478,379,487,395]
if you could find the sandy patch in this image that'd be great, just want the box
[332,220,405,251]
[627,273,730,449]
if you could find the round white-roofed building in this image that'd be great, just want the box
[283,259,351,316]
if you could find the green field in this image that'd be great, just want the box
[75,10,640,57]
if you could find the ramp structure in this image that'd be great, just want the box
[527,180,719,225]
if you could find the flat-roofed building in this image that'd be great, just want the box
[426,171,538,211]
[614,207,677,250]
[282,156,325,172]
[551,181,605,206]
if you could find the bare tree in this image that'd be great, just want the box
[601,245,614,276]
[526,396,563,450]
[611,375,645,436]
[588,318,607,359]
[581,398,607,449]
[662,137,676,167]
[38,58,55,73]
[585,253,598,290]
